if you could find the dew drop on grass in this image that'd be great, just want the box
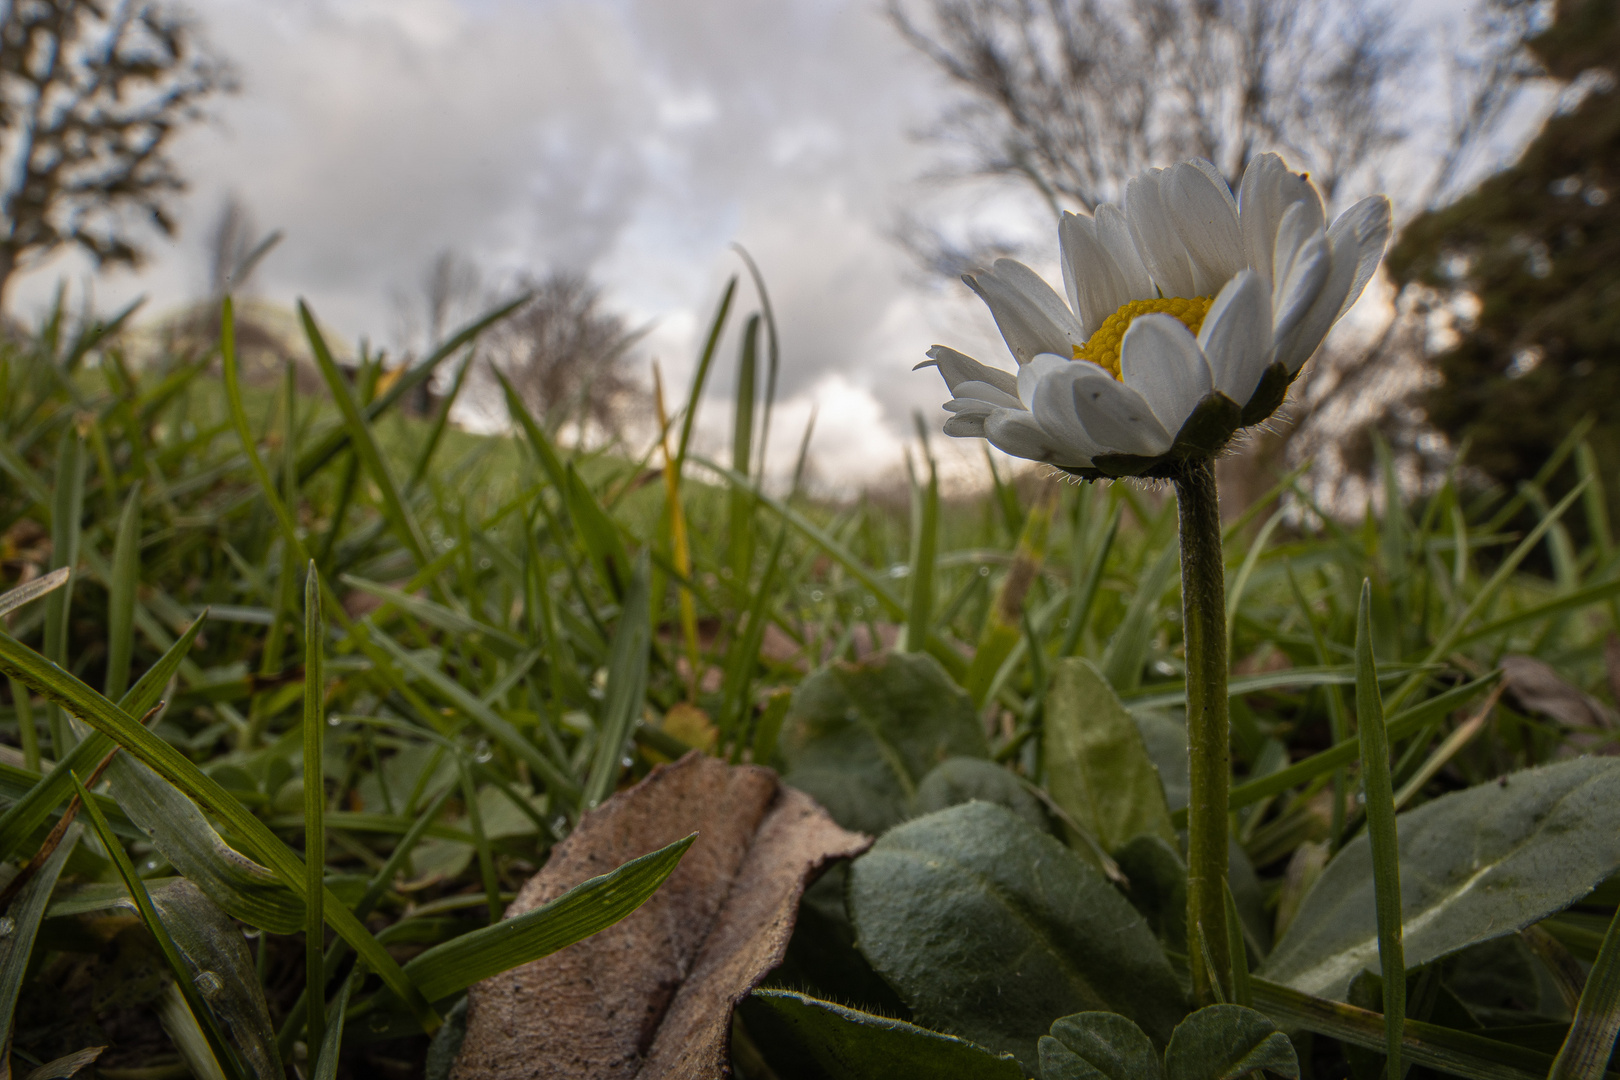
[474,740,493,763]
[194,971,223,998]
[621,756,634,769]
[0,917,14,939]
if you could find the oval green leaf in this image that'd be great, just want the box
[1040,1011,1163,1080]
[1260,758,1620,1000]
[1163,1005,1298,1080]
[781,653,987,835]
[740,989,1022,1080]
[849,802,1187,1066]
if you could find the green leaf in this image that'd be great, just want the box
[302,565,327,1051]
[1039,1011,1163,1080]
[1259,757,1620,1001]
[849,802,1187,1066]
[1100,543,1178,692]
[1163,1005,1298,1080]
[1045,658,1176,853]
[740,989,1022,1080]
[915,757,1048,831]
[564,461,632,601]
[401,833,692,1003]
[1114,835,1189,955]
[780,653,988,835]
[0,565,69,619]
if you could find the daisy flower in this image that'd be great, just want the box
[920,154,1391,478]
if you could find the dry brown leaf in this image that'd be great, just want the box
[452,751,869,1080]
[1500,654,1616,729]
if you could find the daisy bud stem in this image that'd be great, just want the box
[1174,454,1231,1006]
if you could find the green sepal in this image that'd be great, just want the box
[1169,393,1243,458]
[1239,363,1292,427]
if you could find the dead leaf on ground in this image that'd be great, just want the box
[1501,654,1616,729]
[452,751,870,1080]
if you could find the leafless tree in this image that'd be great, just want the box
[0,0,232,310]
[485,270,645,440]
[888,0,1413,230]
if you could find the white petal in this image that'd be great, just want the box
[1165,161,1244,295]
[1026,371,1104,467]
[1061,212,1149,335]
[951,380,1024,410]
[918,345,1019,398]
[1127,168,1198,299]
[1238,154,1324,284]
[1271,203,1331,342]
[1190,158,1239,214]
[1198,269,1275,404]
[1119,313,1213,435]
[963,261,1083,365]
[1096,204,1153,299]
[1059,365,1174,457]
[985,407,1061,462]
[1328,195,1393,322]
[1276,225,1358,373]
[943,412,988,438]
[1018,352,1075,409]
[943,397,998,416]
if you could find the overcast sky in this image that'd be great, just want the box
[12,0,1520,489]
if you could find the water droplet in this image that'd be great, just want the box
[0,917,15,939]
[810,590,823,602]
[978,565,991,577]
[241,928,261,941]
[327,714,342,726]
[620,756,634,769]
[473,740,493,764]
[194,971,223,998]
[550,817,567,835]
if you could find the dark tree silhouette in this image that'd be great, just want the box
[0,0,232,309]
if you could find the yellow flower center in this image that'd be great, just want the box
[1073,295,1214,377]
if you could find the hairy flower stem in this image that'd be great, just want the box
[1175,455,1231,1006]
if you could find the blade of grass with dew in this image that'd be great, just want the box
[653,364,701,701]
[0,631,440,1032]
[0,614,206,861]
[1357,580,1405,1080]
[583,554,651,809]
[729,314,759,587]
[366,625,579,806]
[401,834,695,1003]
[44,425,84,758]
[674,277,738,476]
[303,564,327,1052]
[73,771,246,1080]
[105,486,142,701]
[904,418,939,654]
[1551,874,1620,1080]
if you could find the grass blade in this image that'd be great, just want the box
[584,554,651,809]
[105,487,142,701]
[0,822,79,1061]
[303,564,326,1052]
[904,426,939,654]
[0,566,70,619]
[0,629,440,1033]
[729,314,759,586]
[1356,580,1405,1080]
[1551,887,1620,1078]
[402,834,694,1003]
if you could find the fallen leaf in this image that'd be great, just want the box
[453,751,869,1080]
[1500,655,1616,745]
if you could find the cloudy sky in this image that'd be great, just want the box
[12,0,1522,488]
